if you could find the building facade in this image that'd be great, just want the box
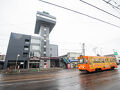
[49,44,58,57]
[4,11,57,69]
[4,33,31,69]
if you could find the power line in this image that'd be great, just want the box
[107,0,112,3]
[39,0,120,28]
[103,0,120,10]
[79,0,120,20]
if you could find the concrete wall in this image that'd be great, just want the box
[49,44,58,57]
[67,52,81,59]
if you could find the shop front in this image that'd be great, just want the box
[69,59,78,68]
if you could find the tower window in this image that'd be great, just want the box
[50,48,52,51]
[44,48,46,51]
[25,39,30,44]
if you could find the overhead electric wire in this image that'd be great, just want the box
[39,0,120,28]
[103,0,120,10]
[79,0,120,20]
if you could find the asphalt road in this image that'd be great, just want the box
[0,66,120,90]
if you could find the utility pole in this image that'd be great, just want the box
[82,43,85,56]
[15,54,20,71]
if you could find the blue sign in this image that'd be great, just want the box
[69,59,78,62]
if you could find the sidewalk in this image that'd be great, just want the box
[0,68,63,75]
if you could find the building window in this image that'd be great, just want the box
[44,60,47,62]
[24,46,29,50]
[32,45,40,50]
[34,52,40,57]
[44,48,46,51]
[31,39,40,44]
[44,36,47,40]
[44,46,46,48]
[23,52,28,57]
[44,28,47,31]
[44,42,46,45]
[44,34,46,36]
[50,54,52,57]
[25,39,30,44]
[44,52,46,54]
[44,54,46,57]
[50,48,52,51]
[44,40,47,42]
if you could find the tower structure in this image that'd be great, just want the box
[34,11,56,68]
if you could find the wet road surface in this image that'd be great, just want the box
[0,66,120,90]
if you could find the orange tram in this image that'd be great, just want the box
[77,56,117,72]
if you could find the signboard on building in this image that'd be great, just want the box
[69,59,78,62]
[114,52,118,55]
[30,57,39,60]
[40,57,50,60]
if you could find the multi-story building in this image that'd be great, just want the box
[4,33,31,69]
[4,32,58,69]
[4,11,57,69]
[34,11,56,68]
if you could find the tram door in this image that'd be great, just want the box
[89,57,94,70]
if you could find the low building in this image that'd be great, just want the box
[60,52,82,69]
[0,54,5,69]
[0,54,6,60]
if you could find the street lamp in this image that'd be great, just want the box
[15,54,20,70]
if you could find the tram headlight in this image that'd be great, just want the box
[83,67,85,68]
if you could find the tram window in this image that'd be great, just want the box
[93,58,95,63]
[89,60,92,65]
[110,59,112,62]
[106,59,108,63]
[113,59,115,62]
[113,59,116,62]
[110,59,111,62]
[102,59,105,63]
[94,58,96,63]
[105,59,107,62]
[111,59,113,62]
[86,60,88,64]
[97,58,98,63]
[98,58,100,63]
[112,59,113,62]
[107,58,109,63]
[104,59,106,63]
[99,58,101,63]
[106,59,108,62]
[96,58,98,63]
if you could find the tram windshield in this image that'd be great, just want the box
[79,58,85,64]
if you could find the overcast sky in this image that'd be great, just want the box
[0,0,120,56]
